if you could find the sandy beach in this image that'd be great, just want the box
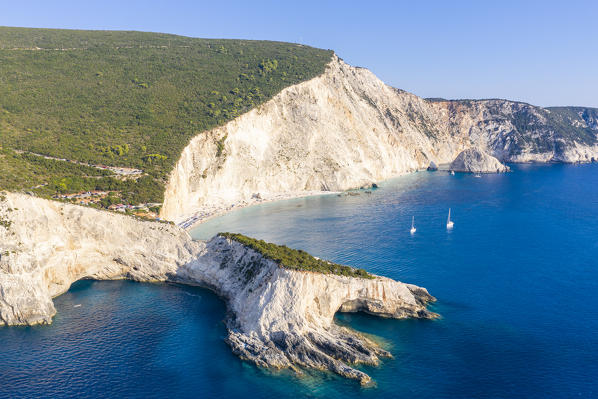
[176,190,341,231]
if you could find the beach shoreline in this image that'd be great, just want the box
[177,169,427,232]
[177,190,341,231]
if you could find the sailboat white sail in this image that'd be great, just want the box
[410,216,416,234]
[447,208,454,229]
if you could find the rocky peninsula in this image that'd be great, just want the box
[0,192,435,384]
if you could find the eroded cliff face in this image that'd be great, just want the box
[161,56,598,223]
[161,57,451,222]
[0,192,203,325]
[178,236,435,384]
[0,193,434,383]
[428,99,598,163]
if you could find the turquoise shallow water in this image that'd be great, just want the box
[1,164,598,398]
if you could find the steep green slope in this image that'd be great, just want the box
[0,27,333,206]
[545,107,598,144]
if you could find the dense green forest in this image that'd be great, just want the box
[218,233,374,279]
[0,27,333,205]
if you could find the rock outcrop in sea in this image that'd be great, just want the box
[450,148,510,173]
[161,56,598,223]
[0,193,435,384]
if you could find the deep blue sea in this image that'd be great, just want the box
[2,164,598,398]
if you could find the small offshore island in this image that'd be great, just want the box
[1,27,597,388]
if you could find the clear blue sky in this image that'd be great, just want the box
[3,0,597,107]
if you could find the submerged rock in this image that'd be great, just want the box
[359,182,377,189]
[450,148,510,173]
[0,193,436,384]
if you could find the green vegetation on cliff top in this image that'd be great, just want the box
[0,27,333,205]
[218,232,374,279]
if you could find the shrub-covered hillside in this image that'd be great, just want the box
[0,27,333,206]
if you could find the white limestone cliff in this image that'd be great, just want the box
[427,100,598,163]
[0,193,434,383]
[161,57,598,223]
[0,192,202,325]
[161,56,449,223]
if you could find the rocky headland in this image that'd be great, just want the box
[0,192,435,384]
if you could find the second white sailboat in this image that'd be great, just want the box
[447,208,454,229]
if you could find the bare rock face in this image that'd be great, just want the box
[161,56,446,223]
[450,148,510,173]
[0,193,435,384]
[161,56,598,223]
[0,192,203,326]
[428,100,598,163]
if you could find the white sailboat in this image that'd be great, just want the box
[410,216,416,234]
[447,208,454,229]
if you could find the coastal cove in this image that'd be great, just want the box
[2,163,598,398]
